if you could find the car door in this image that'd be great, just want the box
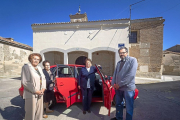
[55,65,78,108]
[95,64,112,116]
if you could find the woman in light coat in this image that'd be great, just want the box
[21,53,46,120]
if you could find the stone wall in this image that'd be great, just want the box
[166,45,180,52]
[163,53,180,76]
[0,43,32,77]
[129,19,164,79]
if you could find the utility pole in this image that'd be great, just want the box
[129,0,145,36]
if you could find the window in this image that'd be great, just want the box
[129,31,137,43]
[58,66,74,77]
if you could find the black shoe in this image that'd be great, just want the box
[110,117,117,120]
[87,110,91,113]
[83,111,86,114]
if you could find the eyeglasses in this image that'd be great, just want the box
[119,52,126,55]
[33,58,40,61]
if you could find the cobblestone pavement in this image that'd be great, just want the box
[0,77,180,120]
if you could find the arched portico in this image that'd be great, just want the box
[68,51,88,65]
[44,51,64,65]
[40,48,65,66]
[92,50,115,76]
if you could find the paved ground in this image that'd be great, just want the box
[0,77,180,120]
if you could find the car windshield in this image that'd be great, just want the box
[57,66,74,77]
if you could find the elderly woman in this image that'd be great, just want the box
[21,53,46,120]
[78,58,97,114]
[42,60,55,114]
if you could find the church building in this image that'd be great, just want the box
[32,8,165,78]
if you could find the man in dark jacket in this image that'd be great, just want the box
[78,58,97,114]
[111,47,138,120]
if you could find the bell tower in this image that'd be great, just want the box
[69,6,88,22]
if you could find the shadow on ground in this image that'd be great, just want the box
[11,77,21,80]
[133,81,180,120]
[45,102,116,120]
[0,81,180,120]
[0,96,25,120]
[43,81,180,120]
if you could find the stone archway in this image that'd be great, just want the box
[75,56,87,65]
[44,51,64,65]
[92,51,115,76]
[68,51,88,65]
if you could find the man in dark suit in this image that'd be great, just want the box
[78,58,97,114]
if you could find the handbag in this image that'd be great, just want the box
[49,83,54,91]
[49,74,54,91]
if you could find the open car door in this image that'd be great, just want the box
[95,64,112,116]
[55,65,78,108]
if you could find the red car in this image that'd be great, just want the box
[19,64,138,116]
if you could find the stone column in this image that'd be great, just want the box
[88,51,92,60]
[64,52,68,65]
[39,53,45,68]
[115,50,119,68]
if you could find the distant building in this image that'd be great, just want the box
[32,9,165,78]
[163,45,180,76]
[130,17,165,78]
[166,44,180,53]
[0,37,32,77]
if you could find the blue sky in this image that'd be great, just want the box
[0,0,180,50]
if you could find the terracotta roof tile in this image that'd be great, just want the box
[0,36,33,51]
[31,17,165,26]
[31,18,130,26]
[131,17,165,23]
[163,50,180,55]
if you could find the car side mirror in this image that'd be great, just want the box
[97,65,102,69]
[105,75,107,80]
[107,76,111,80]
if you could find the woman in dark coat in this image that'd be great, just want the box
[78,58,97,114]
[42,60,55,117]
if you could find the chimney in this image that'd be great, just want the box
[5,38,14,41]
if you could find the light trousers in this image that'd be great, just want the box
[25,96,43,120]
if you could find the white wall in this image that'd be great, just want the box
[32,20,129,66]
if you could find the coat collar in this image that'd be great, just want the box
[85,66,92,72]
[43,69,51,75]
[120,55,129,62]
[27,62,41,75]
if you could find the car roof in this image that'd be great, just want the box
[50,64,85,68]
[68,64,85,67]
